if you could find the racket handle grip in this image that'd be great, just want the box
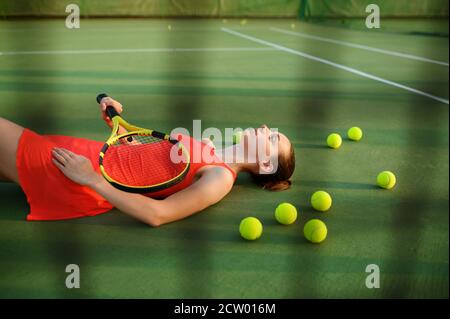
[96,93,120,119]
[105,106,120,119]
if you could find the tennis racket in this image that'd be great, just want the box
[96,93,190,193]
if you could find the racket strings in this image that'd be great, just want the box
[102,134,189,187]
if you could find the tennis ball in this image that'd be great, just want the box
[239,217,263,241]
[327,133,342,149]
[291,23,296,29]
[347,126,363,141]
[377,171,396,189]
[240,19,247,25]
[167,25,172,31]
[304,219,327,243]
[222,19,228,24]
[275,202,298,225]
[233,131,243,145]
[311,190,332,212]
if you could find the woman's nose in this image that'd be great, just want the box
[256,125,269,136]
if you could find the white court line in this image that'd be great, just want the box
[271,27,449,67]
[0,26,267,33]
[0,47,277,56]
[222,28,449,105]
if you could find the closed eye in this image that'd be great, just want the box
[269,134,278,143]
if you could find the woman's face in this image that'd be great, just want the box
[241,124,291,174]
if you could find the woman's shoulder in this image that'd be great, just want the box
[196,165,235,187]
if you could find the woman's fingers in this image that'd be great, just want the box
[52,149,68,164]
[100,97,123,114]
[100,101,109,112]
[52,149,97,186]
[99,97,123,127]
[52,148,76,163]
[52,158,65,170]
[60,148,76,158]
[54,148,70,158]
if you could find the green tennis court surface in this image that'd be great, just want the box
[0,18,448,298]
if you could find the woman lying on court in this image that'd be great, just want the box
[0,95,295,226]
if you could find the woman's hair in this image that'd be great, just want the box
[251,143,295,191]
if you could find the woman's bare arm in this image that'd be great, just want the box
[89,167,233,226]
[89,178,164,225]
[157,167,234,225]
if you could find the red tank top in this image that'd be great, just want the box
[136,133,237,198]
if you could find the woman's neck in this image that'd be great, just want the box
[215,144,256,176]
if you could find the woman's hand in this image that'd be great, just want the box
[52,148,103,187]
[99,96,123,128]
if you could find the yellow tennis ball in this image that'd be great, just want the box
[275,203,298,225]
[377,171,396,189]
[240,19,247,25]
[304,219,327,243]
[311,190,332,212]
[233,131,243,145]
[327,133,342,149]
[239,217,263,241]
[291,23,296,29]
[347,126,363,141]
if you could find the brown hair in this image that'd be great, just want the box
[251,143,295,191]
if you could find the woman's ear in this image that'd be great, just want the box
[258,160,274,175]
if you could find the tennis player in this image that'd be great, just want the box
[0,96,295,226]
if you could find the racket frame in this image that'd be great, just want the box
[99,105,190,193]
